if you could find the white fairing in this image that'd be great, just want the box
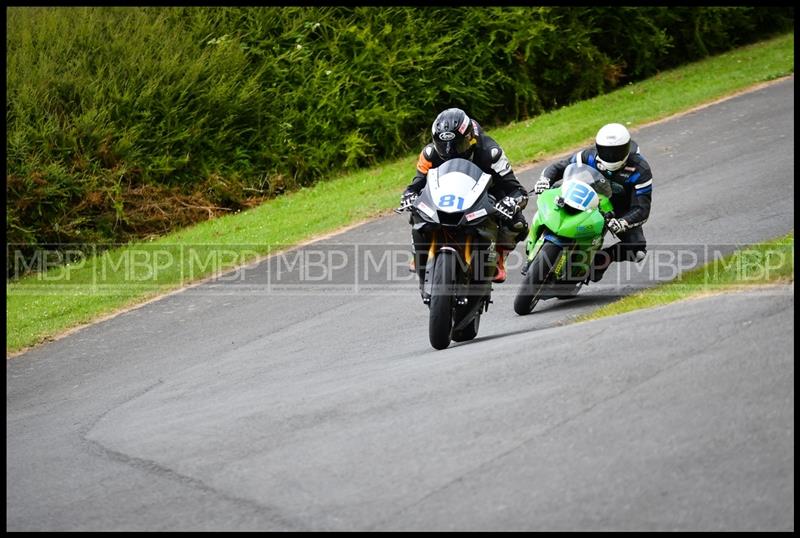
[427,168,492,213]
[561,179,599,211]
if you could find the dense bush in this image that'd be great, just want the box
[6,6,794,255]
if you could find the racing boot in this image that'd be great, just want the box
[493,248,508,283]
[585,247,646,283]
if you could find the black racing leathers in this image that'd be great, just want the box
[404,122,528,285]
[404,125,528,210]
[541,140,653,279]
[541,140,652,227]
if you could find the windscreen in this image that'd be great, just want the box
[436,158,485,183]
[562,163,612,198]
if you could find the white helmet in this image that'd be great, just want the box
[595,123,631,172]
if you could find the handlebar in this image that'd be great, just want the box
[395,196,517,220]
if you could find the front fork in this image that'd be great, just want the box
[422,233,481,306]
[522,232,571,279]
[522,231,546,276]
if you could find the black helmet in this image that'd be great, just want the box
[431,108,475,159]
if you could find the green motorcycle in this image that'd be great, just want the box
[514,163,615,315]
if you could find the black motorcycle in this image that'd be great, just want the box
[396,158,512,350]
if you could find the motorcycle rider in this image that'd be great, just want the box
[400,108,529,285]
[533,123,652,282]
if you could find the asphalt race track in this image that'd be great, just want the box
[6,77,794,531]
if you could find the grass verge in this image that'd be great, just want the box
[6,32,795,355]
[575,231,795,323]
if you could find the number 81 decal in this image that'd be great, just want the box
[438,194,465,209]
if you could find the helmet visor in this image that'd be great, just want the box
[596,142,630,165]
[434,133,471,159]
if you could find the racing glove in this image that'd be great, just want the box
[494,196,520,220]
[533,176,551,194]
[606,218,630,236]
[400,190,418,210]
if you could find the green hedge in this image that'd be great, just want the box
[6,6,794,256]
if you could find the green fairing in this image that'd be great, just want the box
[524,187,614,278]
